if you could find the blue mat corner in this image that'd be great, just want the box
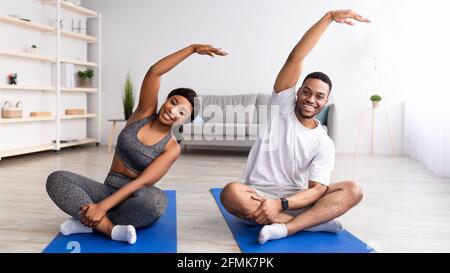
[43,190,177,253]
[211,188,374,253]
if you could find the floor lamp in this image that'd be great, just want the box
[354,33,397,158]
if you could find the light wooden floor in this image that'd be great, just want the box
[1,145,449,253]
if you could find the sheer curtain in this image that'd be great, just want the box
[401,1,450,177]
[404,100,450,177]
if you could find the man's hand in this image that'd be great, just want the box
[247,195,283,225]
[193,44,228,57]
[79,203,107,228]
[329,9,370,25]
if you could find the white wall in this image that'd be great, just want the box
[398,1,450,176]
[84,0,413,154]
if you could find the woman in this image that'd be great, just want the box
[46,44,227,244]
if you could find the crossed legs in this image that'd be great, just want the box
[220,182,295,224]
[46,171,167,244]
[221,181,363,243]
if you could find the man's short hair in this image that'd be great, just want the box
[302,71,332,94]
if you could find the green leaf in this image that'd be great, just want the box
[77,69,94,79]
[122,72,135,119]
[370,94,382,101]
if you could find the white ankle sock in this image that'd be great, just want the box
[304,220,343,233]
[258,223,288,244]
[111,225,137,244]
[60,219,93,236]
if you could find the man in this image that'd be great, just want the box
[221,9,370,244]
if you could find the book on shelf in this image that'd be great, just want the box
[51,63,75,88]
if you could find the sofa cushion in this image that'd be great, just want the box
[247,124,260,138]
[181,123,247,139]
[200,94,258,124]
[316,104,330,126]
[192,114,204,124]
[181,123,202,140]
[256,93,270,124]
[202,123,246,138]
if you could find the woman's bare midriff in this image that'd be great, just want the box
[109,154,139,179]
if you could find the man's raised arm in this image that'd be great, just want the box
[274,9,370,93]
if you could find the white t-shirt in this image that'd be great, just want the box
[241,86,335,199]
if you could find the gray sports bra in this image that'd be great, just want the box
[115,114,172,174]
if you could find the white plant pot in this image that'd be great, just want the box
[372,101,380,109]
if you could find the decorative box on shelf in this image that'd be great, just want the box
[30,111,52,117]
[2,101,23,118]
[65,108,85,115]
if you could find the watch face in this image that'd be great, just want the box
[282,198,288,210]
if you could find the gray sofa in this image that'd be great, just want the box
[181,93,336,150]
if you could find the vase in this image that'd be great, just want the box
[124,108,133,120]
[78,77,92,87]
[372,100,380,109]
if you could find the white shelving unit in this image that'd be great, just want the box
[0,0,102,160]
[42,0,98,17]
[61,113,97,120]
[0,116,55,124]
[60,137,97,148]
[0,143,56,158]
[60,58,97,67]
[0,50,54,62]
[60,87,97,93]
[0,84,56,91]
[0,15,54,32]
[59,29,97,43]
[0,15,98,42]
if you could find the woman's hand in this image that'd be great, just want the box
[193,44,228,57]
[79,203,107,228]
[329,9,370,25]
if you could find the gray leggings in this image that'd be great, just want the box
[46,170,167,228]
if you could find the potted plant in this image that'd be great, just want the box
[370,94,382,108]
[29,44,38,54]
[122,73,135,120]
[7,73,18,85]
[77,69,94,87]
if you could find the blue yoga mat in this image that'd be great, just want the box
[211,188,374,253]
[43,190,177,253]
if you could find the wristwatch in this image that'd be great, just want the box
[280,197,289,211]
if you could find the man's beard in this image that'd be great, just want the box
[295,105,318,119]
